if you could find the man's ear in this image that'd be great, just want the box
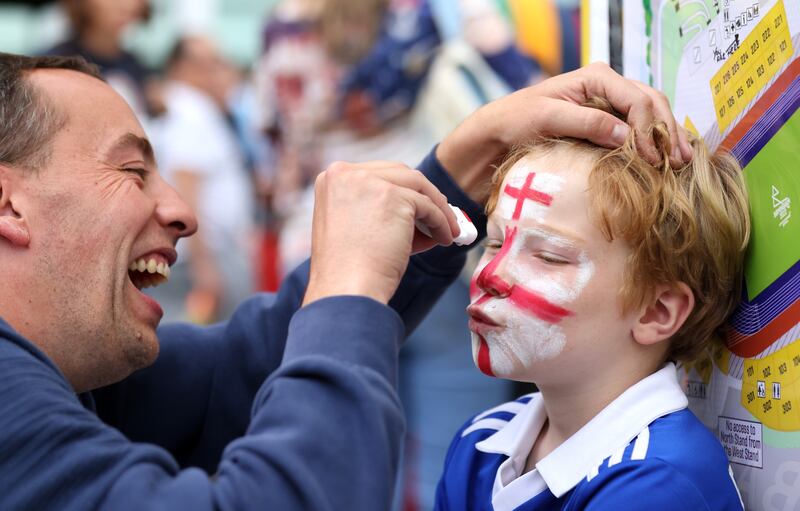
[0,169,31,248]
[632,283,694,347]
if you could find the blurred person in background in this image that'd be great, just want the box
[254,0,341,274]
[257,0,538,275]
[43,0,152,120]
[147,35,256,324]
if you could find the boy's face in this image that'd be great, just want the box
[468,146,638,382]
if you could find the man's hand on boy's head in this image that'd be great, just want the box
[436,62,692,203]
[628,79,694,168]
[531,63,693,165]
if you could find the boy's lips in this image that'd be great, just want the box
[467,306,501,327]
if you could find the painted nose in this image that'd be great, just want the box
[153,176,198,239]
[476,257,513,298]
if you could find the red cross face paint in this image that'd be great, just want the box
[467,149,627,382]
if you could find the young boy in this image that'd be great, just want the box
[435,100,750,510]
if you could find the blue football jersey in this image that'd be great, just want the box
[435,364,744,510]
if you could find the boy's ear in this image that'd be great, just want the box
[0,168,31,248]
[632,283,694,347]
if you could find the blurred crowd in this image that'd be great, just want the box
[34,0,580,508]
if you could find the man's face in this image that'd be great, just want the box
[467,146,637,383]
[11,70,196,391]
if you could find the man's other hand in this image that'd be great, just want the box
[437,62,692,203]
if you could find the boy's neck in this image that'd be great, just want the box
[524,358,662,471]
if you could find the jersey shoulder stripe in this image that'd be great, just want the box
[586,427,650,482]
[461,394,536,437]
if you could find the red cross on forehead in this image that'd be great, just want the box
[503,171,553,221]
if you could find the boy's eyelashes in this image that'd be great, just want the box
[481,239,571,266]
[535,252,570,265]
[482,239,503,250]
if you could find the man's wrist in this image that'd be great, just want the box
[303,276,393,307]
[436,106,507,204]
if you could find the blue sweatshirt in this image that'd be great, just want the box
[0,150,486,511]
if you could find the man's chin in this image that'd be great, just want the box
[122,328,160,374]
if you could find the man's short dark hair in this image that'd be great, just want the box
[0,53,102,170]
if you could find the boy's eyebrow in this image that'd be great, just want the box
[487,214,585,246]
[516,224,585,247]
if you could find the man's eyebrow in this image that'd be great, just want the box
[106,132,155,165]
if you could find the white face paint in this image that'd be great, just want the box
[470,160,596,379]
[471,300,567,376]
[506,227,595,303]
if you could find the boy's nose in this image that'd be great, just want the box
[476,258,513,298]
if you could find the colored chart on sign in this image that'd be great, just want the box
[710,1,793,130]
[741,340,800,431]
[624,0,800,148]
[740,110,800,299]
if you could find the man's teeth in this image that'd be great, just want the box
[128,258,171,279]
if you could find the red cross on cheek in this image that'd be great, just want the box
[503,171,553,221]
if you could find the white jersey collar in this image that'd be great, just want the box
[476,363,688,499]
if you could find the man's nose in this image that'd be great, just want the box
[153,176,198,239]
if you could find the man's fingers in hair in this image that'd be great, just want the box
[677,125,693,162]
[534,98,631,149]
[566,64,662,164]
[632,80,685,168]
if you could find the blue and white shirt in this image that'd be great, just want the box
[435,364,744,510]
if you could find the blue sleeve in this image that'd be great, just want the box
[575,460,716,511]
[0,295,407,510]
[92,261,310,471]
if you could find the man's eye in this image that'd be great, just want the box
[124,168,147,179]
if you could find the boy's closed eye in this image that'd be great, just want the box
[482,239,503,251]
[535,252,570,265]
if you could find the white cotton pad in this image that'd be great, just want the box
[416,204,478,246]
[450,205,478,246]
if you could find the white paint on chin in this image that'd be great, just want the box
[478,299,567,377]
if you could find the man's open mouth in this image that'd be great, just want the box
[128,257,170,290]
